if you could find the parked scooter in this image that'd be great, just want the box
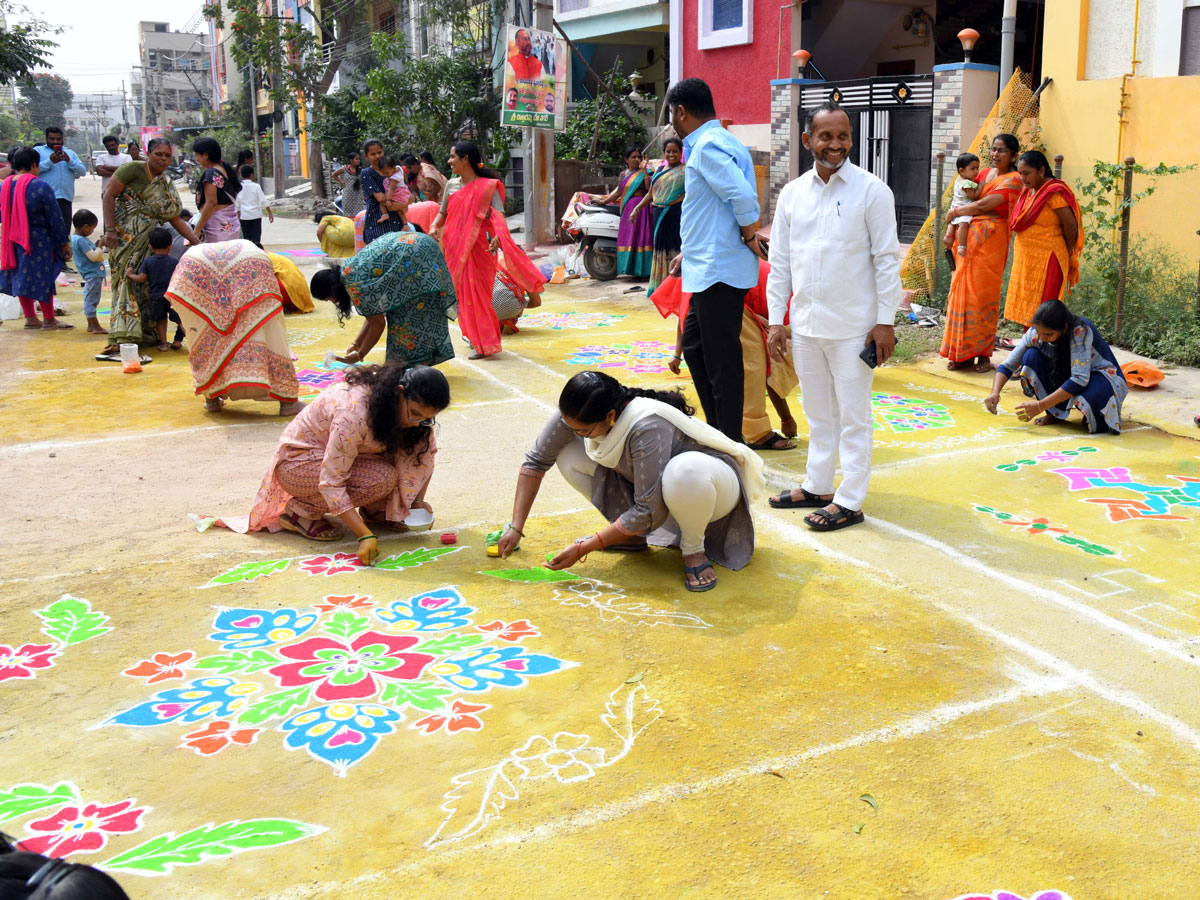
[566,203,621,281]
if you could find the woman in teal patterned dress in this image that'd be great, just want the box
[308,231,458,367]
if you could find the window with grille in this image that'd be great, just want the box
[712,0,742,30]
[378,8,397,34]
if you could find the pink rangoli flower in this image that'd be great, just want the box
[412,700,489,734]
[122,651,194,684]
[181,719,261,756]
[21,801,145,857]
[299,553,365,576]
[0,643,59,681]
[269,631,435,701]
[476,619,539,642]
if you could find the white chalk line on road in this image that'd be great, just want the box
[1,423,267,455]
[265,673,1069,899]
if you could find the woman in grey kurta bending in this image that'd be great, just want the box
[496,371,765,591]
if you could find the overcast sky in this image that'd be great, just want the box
[39,0,207,97]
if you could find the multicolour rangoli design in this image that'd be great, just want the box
[1,596,110,684]
[294,368,346,399]
[425,681,660,846]
[0,781,323,876]
[1050,466,1200,523]
[871,392,955,433]
[520,311,627,330]
[566,341,687,374]
[106,587,575,776]
[972,504,1118,557]
[996,446,1098,471]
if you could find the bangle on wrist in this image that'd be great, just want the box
[594,532,606,552]
[357,533,377,543]
[506,522,525,538]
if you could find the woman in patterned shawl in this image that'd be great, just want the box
[165,240,304,415]
[309,231,458,367]
[98,138,199,353]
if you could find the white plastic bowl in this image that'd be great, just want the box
[404,508,434,531]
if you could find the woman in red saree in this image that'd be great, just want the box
[939,134,1023,372]
[1004,150,1084,328]
[434,141,545,359]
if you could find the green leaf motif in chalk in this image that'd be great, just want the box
[192,650,282,675]
[413,633,484,655]
[0,783,80,824]
[480,567,580,583]
[321,609,372,640]
[100,819,326,875]
[206,559,291,587]
[377,680,454,712]
[237,685,312,726]
[374,547,462,571]
[34,596,110,646]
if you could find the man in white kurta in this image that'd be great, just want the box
[765,103,901,530]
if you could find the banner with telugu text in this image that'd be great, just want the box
[501,24,567,130]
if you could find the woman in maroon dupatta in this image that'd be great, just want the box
[432,141,545,359]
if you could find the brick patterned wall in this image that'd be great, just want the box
[930,68,964,207]
[769,83,794,220]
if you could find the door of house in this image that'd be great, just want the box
[796,75,933,242]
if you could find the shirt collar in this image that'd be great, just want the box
[682,118,722,152]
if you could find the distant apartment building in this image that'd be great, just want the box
[133,21,214,127]
[64,93,130,147]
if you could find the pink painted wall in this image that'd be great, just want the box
[680,1,788,126]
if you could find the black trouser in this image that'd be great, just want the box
[240,217,263,248]
[57,200,73,262]
[681,281,747,442]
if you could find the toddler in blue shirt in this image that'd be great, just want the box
[125,228,181,352]
[71,209,107,334]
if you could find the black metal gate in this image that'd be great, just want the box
[797,75,933,242]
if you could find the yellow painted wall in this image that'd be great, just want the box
[1039,0,1200,258]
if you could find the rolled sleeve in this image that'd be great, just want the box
[694,144,760,226]
[865,181,902,325]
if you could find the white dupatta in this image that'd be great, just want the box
[584,397,765,501]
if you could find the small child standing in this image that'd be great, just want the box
[168,209,194,260]
[71,209,108,334]
[947,152,981,258]
[236,166,274,248]
[125,228,181,352]
[377,156,411,224]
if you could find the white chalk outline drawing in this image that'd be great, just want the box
[424,682,662,847]
[552,580,712,629]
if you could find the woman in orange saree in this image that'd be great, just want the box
[1004,150,1084,328]
[436,141,545,359]
[939,134,1023,372]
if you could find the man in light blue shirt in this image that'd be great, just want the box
[36,125,86,236]
[666,78,764,442]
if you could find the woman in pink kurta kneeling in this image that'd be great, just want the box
[217,362,449,566]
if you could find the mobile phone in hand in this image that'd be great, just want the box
[859,340,878,369]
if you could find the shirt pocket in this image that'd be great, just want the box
[833,202,869,247]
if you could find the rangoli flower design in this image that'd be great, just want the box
[107,586,574,775]
[511,733,607,783]
[871,392,955,433]
[0,643,58,682]
[21,800,145,857]
[299,553,365,576]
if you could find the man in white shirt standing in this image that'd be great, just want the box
[765,102,901,531]
[94,135,131,194]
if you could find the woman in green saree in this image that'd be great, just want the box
[98,138,199,355]
[595,146,653,279]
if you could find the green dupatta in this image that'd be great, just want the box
[107,170,183,344]
[650,163,685,208]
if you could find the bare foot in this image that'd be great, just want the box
[157,342,170,351]
[278,400,307,416]
[41,319,74,329]
[1034,414,1064,426]
[203,397,225,412]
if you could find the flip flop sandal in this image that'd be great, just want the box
[995,337,1016,350]
[24,320,42,329]
[748,432,797,451]
[804,504,865,532]
[41,320,74,329]
[769,487,829,509]
[278,512,341,542]
[95,352,152,364]
[683,561,718,592]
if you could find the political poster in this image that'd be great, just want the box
[501,24,567,129]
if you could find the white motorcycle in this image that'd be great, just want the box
[567,203,622,281]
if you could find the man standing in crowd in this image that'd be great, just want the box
[94,135,131,195]
[36,126,86,234]
[666,77,764,443]
[765,102,901,531]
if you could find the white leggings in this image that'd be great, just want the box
[556,441,740,556]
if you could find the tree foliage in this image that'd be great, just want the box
[0,2,61,86]
[19,73,72,132]
[355,31,498,154]
[553,63,651,171]
[306,86,368,163]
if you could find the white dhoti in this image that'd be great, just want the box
[791,333,876,511]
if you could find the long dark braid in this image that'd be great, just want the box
[558,370,695,423]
